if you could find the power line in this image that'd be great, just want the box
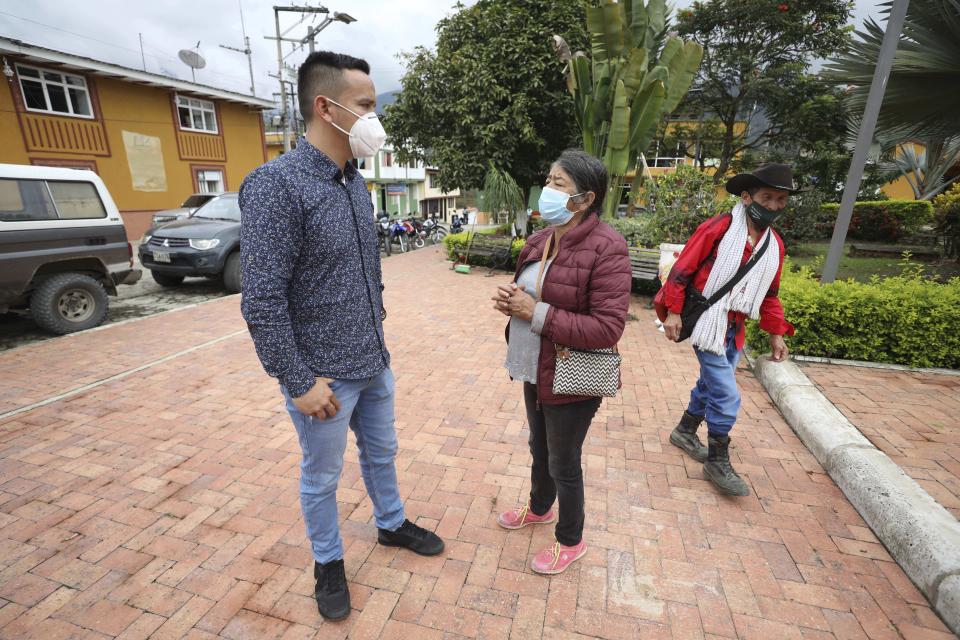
[0,9,260,90]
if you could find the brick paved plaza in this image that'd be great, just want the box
[0,247,954,639]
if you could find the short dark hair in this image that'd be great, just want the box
[554,149,607,215]
[297,51,370,123]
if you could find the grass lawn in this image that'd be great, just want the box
[786,242,960,282]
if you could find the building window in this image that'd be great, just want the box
[195,169,224,193]
[429,173,438,189]
[177,94,218,133]
[383,152,393,167]
[17,64,93,118]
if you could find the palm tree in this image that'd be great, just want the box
[480,163,524,232]
[879,135,960,199]
[825,0,960,138]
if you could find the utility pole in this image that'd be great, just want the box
[266,5,329,153]
[821,0,910,283]
[219,0,256,96]
[265,6,357,152]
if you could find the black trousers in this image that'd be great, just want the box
[524,382,602,546]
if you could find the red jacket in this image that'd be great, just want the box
[653,213,795,350]
[509,215,633,405]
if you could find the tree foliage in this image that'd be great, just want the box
[385,0,589,195]
[825,0,960,140]
[559,0,703,216]
[675,0,852,181]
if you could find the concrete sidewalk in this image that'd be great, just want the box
[0,246,953,639]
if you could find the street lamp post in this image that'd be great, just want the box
[303,13,357,53]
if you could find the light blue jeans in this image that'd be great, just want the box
[282,368,405,564]
[687,326,742,437]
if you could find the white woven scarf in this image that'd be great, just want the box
[690,203,780,355]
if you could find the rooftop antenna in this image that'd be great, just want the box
[219,0,256,96]
[178,42,206,83]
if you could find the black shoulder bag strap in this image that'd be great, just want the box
[677,230,773,343]
[706,230,772,305]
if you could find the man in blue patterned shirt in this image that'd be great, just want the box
[239,51,444,621]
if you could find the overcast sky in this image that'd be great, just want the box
[0,0,884,103]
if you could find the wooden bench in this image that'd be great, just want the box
[629,247,661,281]
[453,236,514,274]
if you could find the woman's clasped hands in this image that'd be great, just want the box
[492,282,535,322]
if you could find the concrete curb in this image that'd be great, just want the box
[752,355,960,635]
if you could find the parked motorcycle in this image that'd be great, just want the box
[450,215,466,235]
[422,217,448,245]
[376,214,392,256]
[404,218,426,249]
[389,218,409,253]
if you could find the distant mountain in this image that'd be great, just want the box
[376,90,400,116]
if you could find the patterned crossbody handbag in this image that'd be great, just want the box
[535,232,622,398]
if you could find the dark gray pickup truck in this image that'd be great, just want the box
[0,164,141,335]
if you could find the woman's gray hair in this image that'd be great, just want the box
[554,149,608,215]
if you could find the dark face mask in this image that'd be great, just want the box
[746,200,784,230]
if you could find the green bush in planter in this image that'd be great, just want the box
[820,200,934,243]
[745,261,960,368]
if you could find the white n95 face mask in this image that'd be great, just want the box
[324,97,388,158]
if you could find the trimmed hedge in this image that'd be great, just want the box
[443,232,524,268]
[746,262,960,368]
[821,200,934,243]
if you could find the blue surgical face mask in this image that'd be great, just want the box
[538,186,583,226]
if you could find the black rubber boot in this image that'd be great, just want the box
[669,411,708,462]
[704,435,750,496]
[314,559,350,620]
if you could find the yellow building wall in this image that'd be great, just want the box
[882,174,917,200]
[0,66,267,240]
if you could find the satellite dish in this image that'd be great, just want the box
[178,49,206,70]
[178,46,206,82]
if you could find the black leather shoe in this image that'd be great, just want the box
[314,559,350,620]
[378,519,445,556]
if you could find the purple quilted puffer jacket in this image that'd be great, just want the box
[508,214,632,405]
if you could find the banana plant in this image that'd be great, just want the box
[555,0,703,217]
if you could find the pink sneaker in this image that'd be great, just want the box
[497,503,556,530]
[531,540,587,575]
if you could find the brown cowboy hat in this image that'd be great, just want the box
[725,163,806,196]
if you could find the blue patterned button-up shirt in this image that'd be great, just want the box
[239,138,389,397]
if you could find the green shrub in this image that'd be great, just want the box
[640,165,737,245]
[933,183,960,259]
[608,217,657,247]
[443,232,524,269]
[777,190,832,244]
[745,261,960,368]
[820,200,934,243]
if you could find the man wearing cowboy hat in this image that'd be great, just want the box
[653,163,798,496]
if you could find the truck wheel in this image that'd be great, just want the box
[31,273,109,335]
[151,271,184,287]
[223,252,242,293]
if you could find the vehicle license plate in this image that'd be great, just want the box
[153,251,171,263]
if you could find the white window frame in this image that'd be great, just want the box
[195,169,224,193]
[16,64,94,119]
[176,94,219,134]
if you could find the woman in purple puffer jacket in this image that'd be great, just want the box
[492,149,632,575]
